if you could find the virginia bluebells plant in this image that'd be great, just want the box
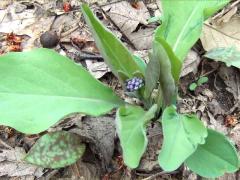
[125,77,144,92]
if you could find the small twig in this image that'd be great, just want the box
[142,171,178,180]
[44,170,59,179]
[0,138,13,150]
[201,67,218,77]
[74,51,104,61]
[61,23,80,38]
[227,100,240,114]
[213,74,221,91]
[212,0,240,20]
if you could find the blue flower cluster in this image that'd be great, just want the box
[125,77,144,92]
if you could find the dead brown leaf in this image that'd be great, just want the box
[201,15,240,51]
[102,1,154,50]
[0,147,43,177]
[0,2,55,50]
[180,50,201,77]
[229,124,240,149]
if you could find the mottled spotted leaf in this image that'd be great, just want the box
[24,131,86,168]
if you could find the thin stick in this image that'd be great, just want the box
[0,138,13,150]
[142,171,178,180]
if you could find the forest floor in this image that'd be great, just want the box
[0,0,239,179]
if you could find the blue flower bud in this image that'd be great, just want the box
[125,77,144,92]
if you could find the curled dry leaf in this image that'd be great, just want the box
[71,116,116,171]
[180,50,201,77]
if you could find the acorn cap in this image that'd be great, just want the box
[40,31,59,48]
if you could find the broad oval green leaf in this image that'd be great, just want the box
[81,5,144,81]
[25,131,86,168]
[116,104,157,168]
[0,48,124,134]
[185,129,239,178]
[158,106,208,171]
[204,47,240,68]
[155,0,229,61]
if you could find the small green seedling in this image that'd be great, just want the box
[0,0,238,178]
[189,76,209,91]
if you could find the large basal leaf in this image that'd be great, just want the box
[81,5,144,81]
[116,104,157,168]
[151,40,177,107]
[185,129,239,178]
[155,0,229,61]
[25,131,86,168]
[158,106,207,171]
[205,47,240,68]
[0,48,124,134]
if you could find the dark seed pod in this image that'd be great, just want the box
[40,31,59,48]
[125,77,144,92]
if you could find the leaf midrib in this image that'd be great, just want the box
[199,146,238,168]
[172,4,200,52]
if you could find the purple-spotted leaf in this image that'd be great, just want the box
[24,131,86,168]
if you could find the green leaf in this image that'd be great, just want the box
[144,51,160,99]
[25,131,86,168]
[189,83,197,91]
[116,104,157,168]
[0,48,123,134]
[155,37,182,83]
[197,76,208,85]
[81,5,144,81]
[204,47,240,68]
[155,0,229,61]
[148,39,176,107]
[133,55,146,74]
[158,106,207,171]
[185,129,239,178]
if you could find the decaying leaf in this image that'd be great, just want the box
[0,2,55,50]
[218,65,240,101]
[201,15,240,51]
[71,116,116,171]
[85,60,110,79]
[180,50,201,77]
[229,124,240,149]
[0,147,43,177]
[102,1,154,50]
